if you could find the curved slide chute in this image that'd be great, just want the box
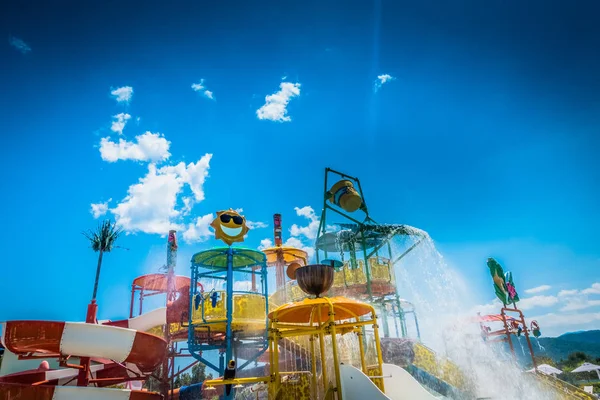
[0,320,167,399]
[103,307,168,333]
[339,363,441,400]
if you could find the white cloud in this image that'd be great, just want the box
[529,312,600,330]
[109,154,212,235]
[99,132,171,163]
[256,82,301,122]
[9,36,31,54]
[560,298,600,312]
[111,86,134,103]
[181,197,194,216]
[90,199,112,218]
[470,299,503,316]
[183,213,214,243]
[284,237,315,259]
[524,285,551,294]
[289,206,320,240]
[258,205,333,260]
[470,295,558,314]
[558,289,579,297]
[373,74,395,92]
[110,113,131,135]
[191,79,215,100]
[518,295,559,310]
[258,238,273,250]
[582,282,600,295]
[247,221,268,230]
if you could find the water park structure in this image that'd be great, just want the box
[475,258,596,400]
[0,167,595,399]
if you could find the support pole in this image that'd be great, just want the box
[224,246,234,399]
[328,304,342,400]
[129,285,136,318]
[381,304,390,338]
[500,308,516,359]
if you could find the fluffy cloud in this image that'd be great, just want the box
[111,113,131,135]
[191,79,215,100]
[258,238,274,251]
[256,82,301,122]
[289,206,320,240]
[99,132,171,163]
[111,86,134,103]
[518,295,559,310]
[473,282,600,316]
[557,282,600,312]
[560,298,600,312]
[373,74,395,92]
[582,283,600,295]
[107,155,212,235]
[528,311,600,332]
[471,295,558,314]
[558,289,579,297]
[9,36,31,54]
[524,285,551,294]
[90,199,111,218]
[258,205,333,259]
[469,299,504,316]
[247,221,268,229]
[183,213,214,243]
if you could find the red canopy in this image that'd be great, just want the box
[132,273,202,292]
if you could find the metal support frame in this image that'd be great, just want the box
[202,299,386,400]
[500,306,537,370]
[188,247,269,400]
[315,168,424,340]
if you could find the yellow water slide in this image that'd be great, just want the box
[532,371,596,400]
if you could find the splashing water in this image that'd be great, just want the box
[392,232,558,399]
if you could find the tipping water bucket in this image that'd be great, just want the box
[328,180,363,213]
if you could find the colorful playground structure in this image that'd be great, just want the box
[477,258,596,400]
[2,167,593,399]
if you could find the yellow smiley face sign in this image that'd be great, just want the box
[211,209,250,246]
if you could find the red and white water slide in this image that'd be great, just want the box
[0,318,168,399]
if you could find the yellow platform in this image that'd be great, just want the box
[190,291,268,335]
[145,292,269,338]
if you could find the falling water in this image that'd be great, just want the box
[391,231,558,399]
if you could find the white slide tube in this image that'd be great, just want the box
[339,363,441,400]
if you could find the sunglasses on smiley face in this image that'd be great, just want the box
[220,214,244,225]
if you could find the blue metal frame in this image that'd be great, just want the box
[187,247,269,400]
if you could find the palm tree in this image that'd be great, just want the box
[83,220,123,303]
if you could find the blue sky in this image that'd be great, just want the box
[1,0,599,343]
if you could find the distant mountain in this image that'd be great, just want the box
[557,330,600,344]
[534,330,600,362]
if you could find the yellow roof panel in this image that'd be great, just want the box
[262,246,308,265]
[268,296,374,324]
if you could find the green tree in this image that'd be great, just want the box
[534,355,557,367]
[145,363,212,393]
[83,220,123,302]
[173,363,209,389]
[558,352,591,372]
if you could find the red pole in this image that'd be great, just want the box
[273,214,285,290]
[273,214,282,247]
[517,309,538,370]
[76,300,98,386]
[130,285,136,318]
[500,308,515,359]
